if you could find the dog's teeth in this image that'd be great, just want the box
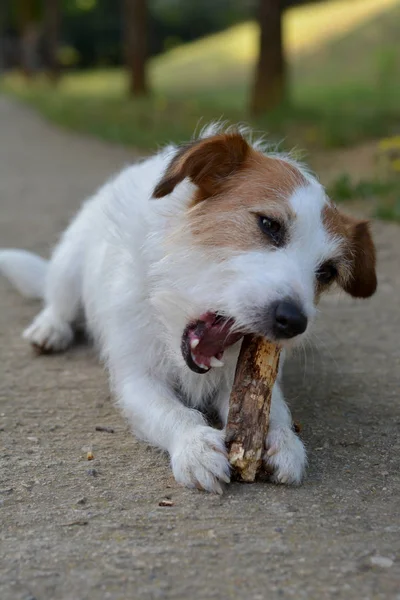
[210,356,224,368]
[190,352,210,371]
[190,338,199,349]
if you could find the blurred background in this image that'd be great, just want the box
[1,0,400,220]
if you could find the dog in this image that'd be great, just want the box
[0,124,377,493]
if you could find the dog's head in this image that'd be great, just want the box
[152,130,377,374]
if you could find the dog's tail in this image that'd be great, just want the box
[0,249,48,299]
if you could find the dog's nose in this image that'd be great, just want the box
[272,301,308,339]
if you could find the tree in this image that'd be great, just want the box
[17,0,40,78]
[124,0,148,96]
[43,0,60,82]
[250,0,285,115]
[0,1,5,71]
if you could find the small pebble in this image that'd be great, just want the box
[87,468,98,477]
[370,556,393,568]
[61,520,89,527]
[207,529,216,539]
[159,499,174,507]
[21,481,35,490]
[87,451,94,461]
[95,426,114,433]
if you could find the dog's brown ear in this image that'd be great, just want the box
[341,215,377,298]
[153,133,250,199]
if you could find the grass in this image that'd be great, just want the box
[327,173,400,222]
[1,0,400,151]
[325,135,400,221]
[329,172,400,199]
[375,198,400,222]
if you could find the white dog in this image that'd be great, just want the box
[0,124,377,493]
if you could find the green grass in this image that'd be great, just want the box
[328,173,400,201]
[1,0,400,151]
[327,173,400,222]
[375,199,400,222]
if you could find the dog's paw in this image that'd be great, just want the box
[171,426,230,494]
[264,426,306,485]
[23,308,73,353]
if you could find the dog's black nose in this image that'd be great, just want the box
[272,301,308,339]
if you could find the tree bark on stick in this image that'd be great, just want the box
[226,335,281,482]
[250,0,286,115]
[124,0,149,96]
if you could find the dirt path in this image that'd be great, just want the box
[0,97,399,600]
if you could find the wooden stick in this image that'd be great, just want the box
[226,335,281,482]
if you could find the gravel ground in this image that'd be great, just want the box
[0,97,399,600]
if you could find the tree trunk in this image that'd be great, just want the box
[18,0,38,78]
[226,335,281,482]
[123,0,149,96]
[250,0,286,115]
[43,0,60,83]
[0,1,5,73]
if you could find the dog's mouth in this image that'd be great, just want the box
[181,312,243,374]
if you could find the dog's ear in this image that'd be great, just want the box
[340,215,377,298]
[153,133,250,199]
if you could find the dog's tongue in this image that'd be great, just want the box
[187,313,242,370]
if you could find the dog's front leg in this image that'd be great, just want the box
[263,382,307,484]
[117,374,230,494]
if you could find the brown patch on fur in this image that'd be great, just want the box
[322,202,348,240]
[323,204,377,298]
[154,132,307,252]
[155,132,377,298]
[153,133,250,199]
[341,215,377,298]
[317,203,349,299]
[188,147,306,251]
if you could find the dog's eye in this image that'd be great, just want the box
[316,262,337,285]
[258,215,284,246]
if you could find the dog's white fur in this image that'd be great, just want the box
[0,124,375,493]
